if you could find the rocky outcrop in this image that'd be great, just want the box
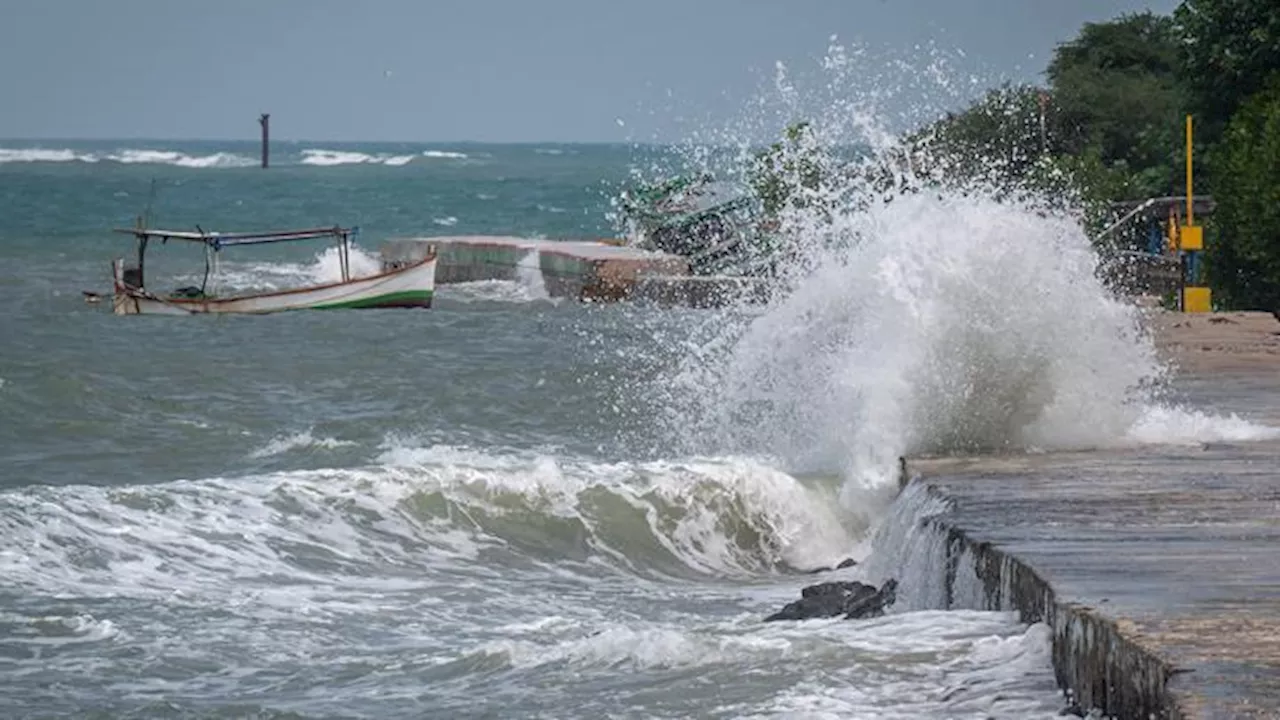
[764,578,898,622]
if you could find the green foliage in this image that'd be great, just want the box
[907,83,1052,191]
[1175,0,1280,138]
[747,121,826,217]
[1204,78,1280,310]
[1047,12,1184,198]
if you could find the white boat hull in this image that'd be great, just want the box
[111,255,436,315]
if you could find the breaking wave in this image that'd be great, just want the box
[0,146,469,167]
[300,149,418,167]
[0,445,861,602]
[0,147,255,168]
[174,244,383,293]
[300,149,469,166]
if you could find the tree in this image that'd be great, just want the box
[1047,12,1184,198]
[747,121,827,217]
[1175,0,1280,139]
[1205,79,1280,310]
[906,83,1053,192]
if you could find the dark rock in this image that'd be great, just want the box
[764,578,898,622]
[836,558,858,569]
[844,579,896,619]
[800,580,869,599]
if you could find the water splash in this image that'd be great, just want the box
[636,37,1274,508]
[307,244,382,283]
[515,249,550,300]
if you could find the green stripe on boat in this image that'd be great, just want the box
[312,290,433,310]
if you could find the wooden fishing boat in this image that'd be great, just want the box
[109,225,436,315]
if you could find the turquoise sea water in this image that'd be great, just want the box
[0,140,1074,719]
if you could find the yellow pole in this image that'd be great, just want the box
[1186,114,1193,225]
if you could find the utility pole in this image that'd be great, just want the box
[259,113,270,169]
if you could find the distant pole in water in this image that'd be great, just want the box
[259,113,270,169]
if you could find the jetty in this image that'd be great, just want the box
[381,236,771,307]
[890,312,1280,718]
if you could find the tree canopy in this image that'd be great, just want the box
[1175,0,1280,136]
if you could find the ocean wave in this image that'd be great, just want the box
[0,446,864,604]
[1,145,471,167]
[0,148,97,164]
[299,149,418,167]
[0,147,255,167]
[249,430,358,459]
[104,149,256,168]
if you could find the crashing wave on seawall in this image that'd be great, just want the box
[653,187,1280,501]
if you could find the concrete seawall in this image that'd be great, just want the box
[381,236,771,306]
[868,315,1280,718]
[894,439,1280,719]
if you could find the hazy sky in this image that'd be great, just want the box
[1,0,1178,143]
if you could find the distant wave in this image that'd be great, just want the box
[107,149,256,168]
[0,147,255,168]
[300,149,468,166]
[299,149,417,166]
[0,146,468,168]
[0,148,94,164]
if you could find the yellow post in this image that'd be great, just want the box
[1186,114,1193,226]
[1180,113,1210,312]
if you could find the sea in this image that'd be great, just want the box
[1,138,1276,720]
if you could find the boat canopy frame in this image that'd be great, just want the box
[111,225,360,295]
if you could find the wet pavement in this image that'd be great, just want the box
[910,374,1280,718]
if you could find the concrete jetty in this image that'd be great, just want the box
[380,236,770,306]
[893,313,1280,719]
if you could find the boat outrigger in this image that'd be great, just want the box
[108,225,437,315]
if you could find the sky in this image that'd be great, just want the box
[0,0,1179,143]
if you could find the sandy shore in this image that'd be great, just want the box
[1145,310,1280,375]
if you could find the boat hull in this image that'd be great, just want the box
[112,255,436,315]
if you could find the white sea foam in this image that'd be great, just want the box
[104,149,256,168]
[440,280,559,304]
[422,150,468,159]
[462,611,1060,718]
[0,148,96,163]
[178,244,383,293]
[249,430,357,459]
[1128,405,1280,444]
[0,147,255,167]
[305,244,382,283]
[0,444,861,602]
[515,248,550,300]
[432,216,459,227]
[300,149,417,166]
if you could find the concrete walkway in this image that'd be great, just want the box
[910,435,1280,718]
